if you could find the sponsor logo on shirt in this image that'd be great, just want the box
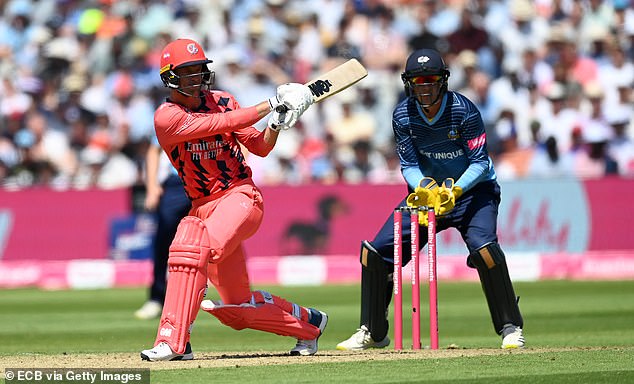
[186,140,225,160]
[419,149,464,160]
[468,133,486,150]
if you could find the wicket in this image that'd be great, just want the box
[393,206,439,350]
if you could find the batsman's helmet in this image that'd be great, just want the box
[159,39,214,95]
[401,48,450,108]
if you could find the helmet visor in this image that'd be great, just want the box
[177,71,210,94]
[409,75,443,85]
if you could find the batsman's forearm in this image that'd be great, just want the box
[256,100,274,117]
[263,127,279,148]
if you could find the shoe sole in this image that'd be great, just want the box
[335,332,390,351]
[140,343,194,362]
[335,338,390,351]
[140,352,194,361]
[335,344,388,351]
[501,335,525,349]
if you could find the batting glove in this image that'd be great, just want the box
[268,95,284,111]
[267,108,298,131]
[276,83,314,116]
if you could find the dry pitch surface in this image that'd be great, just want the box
[0,347,577,373]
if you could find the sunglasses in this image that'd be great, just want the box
[410,75,442,85]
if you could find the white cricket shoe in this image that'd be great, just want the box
[336,325,390,350]
[290,309,328,356]
[501,324,525,349]
[140,342,194,361]
[134,300,162,320]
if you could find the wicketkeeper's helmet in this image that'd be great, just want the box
[401,48,450,108]
[159,39,215,96]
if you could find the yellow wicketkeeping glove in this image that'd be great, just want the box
[406,177,439,226]
[437,178,463,216]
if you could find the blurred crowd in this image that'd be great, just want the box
[0,0,633,190]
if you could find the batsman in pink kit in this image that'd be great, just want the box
[140,38,327,361]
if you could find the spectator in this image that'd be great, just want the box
[73,136,137,190]
[340,139,388,184]
[20,111,77,183]
[538,82,582,153]
[405,2,442,53]
[547,23,600,88]
[606,109,634,176]
[0,136,19,172]
[0,77,32,123]
[497,0,549,66]
[0,0,632,189]
[526,136,574,178]
[492,107,535,180]
[425,1,461,38]
[598,45,634,108]
[562,123,617,180]
[309,132,344,184]
[294,13,325,69]
[447,9,496,77]
[326,17,362,61]
[324,89,376,152]
[368,145,402,185]
[449,49,479,91]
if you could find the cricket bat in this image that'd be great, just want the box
[275,58,368,113]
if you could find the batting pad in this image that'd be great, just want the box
[155,216,211,354]
[201,298,320,340]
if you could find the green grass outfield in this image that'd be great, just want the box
[1,280,633,383]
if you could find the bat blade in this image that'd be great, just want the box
[274,59,368,113]
[306,58,368,103]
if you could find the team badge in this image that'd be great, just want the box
[448,128,460,140]
[187,43,199,54]
[418,56,430,64]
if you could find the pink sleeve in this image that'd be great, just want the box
[234,127,274,157]
[154,103,261,146]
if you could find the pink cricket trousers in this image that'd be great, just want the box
[189,183,263,305]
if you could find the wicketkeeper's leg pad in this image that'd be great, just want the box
[469,242,523,334]
[155,216,211,354]
[360,240,392,341]
[201,290,319,340]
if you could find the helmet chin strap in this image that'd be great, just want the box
[176,83,207,98]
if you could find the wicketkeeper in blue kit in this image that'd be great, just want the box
[337,48,525,350]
